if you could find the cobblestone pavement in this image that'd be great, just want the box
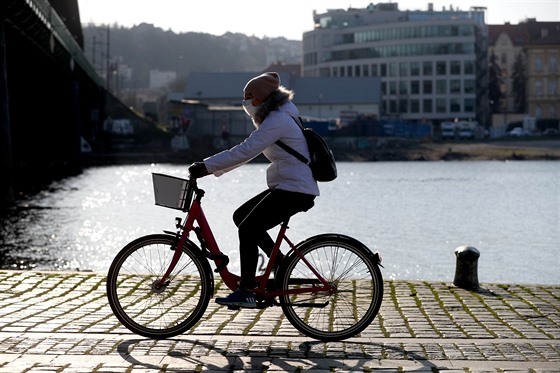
[0,271,558,372]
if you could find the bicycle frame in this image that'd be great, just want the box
[157,180,335,298]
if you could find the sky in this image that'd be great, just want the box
[78,0,560,40]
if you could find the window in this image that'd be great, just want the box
[423,80,433,94]
[450,80,461,94]
[535,57,543,73]
[411,61,420,76]
[399,99,408,113]
[382,101,389,115]
[464,60,475,74]
[355,65,361,77]
[332,66,338,77]
[436,98,446,113]
[423,61,433,76]
[347,66,353,77]
[549,81,557,96]
[381,81,387,95]
[450,61,461,75]
[464,98,475,112]
[371,64,378,76]
[389,62,397,77]
[411,80,420,94]
[399,81,408,95]
[381,63,387,77]
[436,80,447,94]
[399,62,408,77]
[535,80,543,96]
[410,99,420,113]
[389,81,397,95]
[363,64,369,76]
[464,79,475,93]
[550,57,558,73]
[436,61,447,75]
[423,99,433,113]
[450,98,460,113]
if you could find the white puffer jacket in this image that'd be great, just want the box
[204,98,320,196]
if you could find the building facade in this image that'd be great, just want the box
[489,21,560,124]
[525,23,560,121]
[182,71,381,135]
[302,3,488,125]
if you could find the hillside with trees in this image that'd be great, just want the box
[82,23,302,89]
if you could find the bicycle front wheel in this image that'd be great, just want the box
[106,234,213,339]
[277,234,383,342]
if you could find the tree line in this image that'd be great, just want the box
[82,23,302,89]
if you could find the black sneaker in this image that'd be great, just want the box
[215,288,256,308]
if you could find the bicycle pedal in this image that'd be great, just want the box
[256,299,276,309]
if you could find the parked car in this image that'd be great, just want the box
[507,127,527,137]
[542,128,559,136]
[441,121,457,139]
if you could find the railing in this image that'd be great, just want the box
[5,0,103,86]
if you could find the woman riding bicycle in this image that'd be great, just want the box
[188,72,319,308]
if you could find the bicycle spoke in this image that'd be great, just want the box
[279,236,383,341]
[107,235,212,339]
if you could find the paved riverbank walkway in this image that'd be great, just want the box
[0,271,558,372]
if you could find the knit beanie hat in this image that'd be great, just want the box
[244,72,280,101]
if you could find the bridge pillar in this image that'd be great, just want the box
[0,17,14,206]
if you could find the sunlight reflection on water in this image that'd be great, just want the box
[1,161,558,284]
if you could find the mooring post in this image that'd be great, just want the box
[453,245,480,290]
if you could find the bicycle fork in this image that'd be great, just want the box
[155,204,200,289]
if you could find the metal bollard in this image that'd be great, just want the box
[453,245,480,290]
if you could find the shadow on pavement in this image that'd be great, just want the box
[117,338,443,371]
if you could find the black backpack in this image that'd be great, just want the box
[276,117,337,182]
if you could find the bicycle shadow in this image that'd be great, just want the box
[116,338,443,371]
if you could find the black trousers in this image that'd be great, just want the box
[233,189,315,290]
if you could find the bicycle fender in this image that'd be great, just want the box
[291,233,382,267]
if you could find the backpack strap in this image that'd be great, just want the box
[275,117,309,165]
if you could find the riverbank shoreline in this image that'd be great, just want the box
[338,138,560,162]
[82,139,560,166]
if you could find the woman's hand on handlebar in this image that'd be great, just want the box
[189,162,210,178]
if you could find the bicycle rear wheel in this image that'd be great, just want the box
[106,234,213,339]
[277,234,383,341]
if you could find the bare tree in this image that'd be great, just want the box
[488,51,504,113]
[511,51,527,113]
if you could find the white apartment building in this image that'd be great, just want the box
[302,3,489,125]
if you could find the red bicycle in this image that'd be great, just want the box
[106,173,383,342]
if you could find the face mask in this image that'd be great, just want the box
[242,99,260,117]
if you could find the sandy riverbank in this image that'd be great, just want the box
[82,138,560,165]
[339,138,560,162]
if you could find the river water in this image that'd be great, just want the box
[1,161,558,285]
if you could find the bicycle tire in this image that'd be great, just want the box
[106,234,213,339]
[277,234,383,342]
